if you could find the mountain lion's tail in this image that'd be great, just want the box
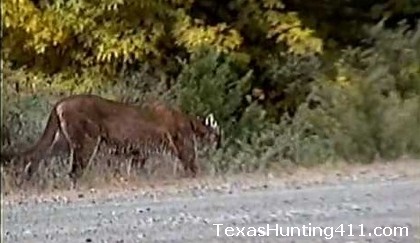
[1,107,61,163]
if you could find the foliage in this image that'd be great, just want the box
[206,114,335,174]
[3,0,323,79]
[258,53,323,118]
[300,21,420,163]
[176,48,259,140]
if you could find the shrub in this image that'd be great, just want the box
[258,52,323,119]
[2,65,52,150]
[300,21,420,163]
[175,47,263,142]
[205,113,335,174]
[206,21,420,174]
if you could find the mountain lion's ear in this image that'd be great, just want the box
[205,113,218,129]
[204,115,210,126]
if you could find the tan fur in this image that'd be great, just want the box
[2,94,221,186]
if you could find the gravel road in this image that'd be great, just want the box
[3,161,420,243]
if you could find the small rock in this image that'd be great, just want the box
[283,199,292,204]
[350,204,362,211]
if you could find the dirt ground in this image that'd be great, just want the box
[2,159,420,242]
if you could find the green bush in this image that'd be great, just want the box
[3,95,51,149]
[205,114,335,174]
[176,47,265,142]
[2,65,51,150]
[299,21,420,163]
[177,23,420,174]
[258,53,322,119]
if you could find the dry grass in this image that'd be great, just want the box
[1,149,192,195]
[3,158,419,205]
